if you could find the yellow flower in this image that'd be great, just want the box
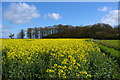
[75,66,78,69]
[58,72,61,76]
[103,53,105,56]
[63,76,66,78]
[51,53,53,55]
[68,55,72,58]
[58,65,62,68]
[31,61,33,63]
[50,75,53,78]
[26,60,28,63]
[54,64,57,67]
[76,73,80,77]
[52,48,54,51]
[46,69,54,73]
[28,57,31,60]
[77,63,80,66]
[63,66,67,69]
[87,74,92,77]
[73,60,76,63]
[62,61,67,64]
[2,39,100,79]
[68,67,72,70]
[59,70,63,73]
[46,69,49,72]
[82,71,87,74]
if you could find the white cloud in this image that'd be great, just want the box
[98,6,108,12]
[86,22,94,26]
[100,10,119,26]
[0,25,12,29]
[47,13,61,20]
[1,30,12,38]
[0,25,2,29]
[2,30,11,34]
[0,25,11,36]
[3,3,40,24]
[43,15,47,19]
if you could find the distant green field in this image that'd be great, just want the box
[95,40,120,50]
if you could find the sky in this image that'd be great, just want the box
[1,2,118,38]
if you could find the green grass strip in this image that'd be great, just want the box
[96,43,120,64]
[95,40,120,50]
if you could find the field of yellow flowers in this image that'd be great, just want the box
[2,39,119,79]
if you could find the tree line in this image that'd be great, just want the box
[16,23,119,39]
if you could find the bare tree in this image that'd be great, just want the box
[34,27,38,39]
[27,28,33,39]
[20,29,25,39]
[9,33,14,39]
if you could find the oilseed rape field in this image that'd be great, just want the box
[2,39,119,79]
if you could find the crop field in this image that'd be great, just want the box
[95,40,120,50]
[2,39,119,79]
